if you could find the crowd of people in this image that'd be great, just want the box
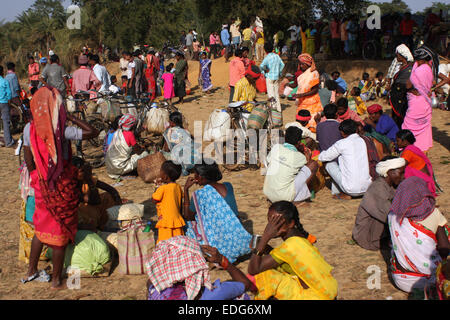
[1,11,449,301]
[179,10,448,63]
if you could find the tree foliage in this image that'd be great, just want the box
[0,0,387,75]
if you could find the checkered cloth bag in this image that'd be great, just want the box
[117,220,155,275]
[145,236,212,300]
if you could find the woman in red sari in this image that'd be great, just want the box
[145,48,159,101]
[21,87,98,289]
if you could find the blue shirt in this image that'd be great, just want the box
[335,77,347,92]
[221,29,230,46]
[376,114,399,142]
[0,76,12,103]
[5,72,20,98]
[260,53,285,81]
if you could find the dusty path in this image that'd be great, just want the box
[1,57,448,300]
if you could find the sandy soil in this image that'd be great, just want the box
[0,56,448,300]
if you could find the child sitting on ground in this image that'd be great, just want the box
[285,109,317,140]
[161,63,175,105]
[358,72,375,102]
[374,72,387,98]
[348,87,367,116]
[109,75,121,94]
[72,156,123,232]
[152,160,185,243]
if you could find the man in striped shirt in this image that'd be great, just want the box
[260,42,285,112]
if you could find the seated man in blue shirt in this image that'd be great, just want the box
[365,104,399,143]
[331,71,347,97]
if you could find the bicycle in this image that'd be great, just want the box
[68,90,126,167]
[221,98,279,172]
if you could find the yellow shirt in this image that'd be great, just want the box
[242,28,252,41]
[152,183,185,229]
[233,77,257,112]
[256,31,264,45]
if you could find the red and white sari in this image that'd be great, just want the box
[388,213,442,293]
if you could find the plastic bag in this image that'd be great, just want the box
[106,203,144,221]
[145,107,169,134]
[47,230,110,276]
[204,109,231,142]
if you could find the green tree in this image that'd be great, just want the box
[368,0,410,15]
[420,2,450,15]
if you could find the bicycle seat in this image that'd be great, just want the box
[228,101,248,108]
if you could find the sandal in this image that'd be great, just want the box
[332,194,352,201]
[21,270,51,284]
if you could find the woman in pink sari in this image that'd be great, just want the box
[403,46,439,153]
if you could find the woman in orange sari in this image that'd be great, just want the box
[294,54,323,131]
[21,87,98,289]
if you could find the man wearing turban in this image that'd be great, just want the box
[352,156,406,251]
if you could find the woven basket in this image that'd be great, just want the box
[247,105,269,130]
[271,110,283,128]
[137,152,167,183]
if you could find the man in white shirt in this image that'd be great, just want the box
[120,51,129,78]
[89,54,111,93]
[123,52,136,97]
[318,119,372,199]
[438,63,450,95]
[264,126,318,204]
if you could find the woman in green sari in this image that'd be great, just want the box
[174,52,188,104]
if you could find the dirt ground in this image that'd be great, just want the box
[0,56,448,300]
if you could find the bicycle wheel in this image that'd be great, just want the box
[86,117,106,147]
[221,117,250,171]
[362,41,377,60]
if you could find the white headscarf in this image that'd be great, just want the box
[376,158,406,177]
[396,44,414,62]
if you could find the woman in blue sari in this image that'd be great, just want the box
[183,161,252,263]
[162,112,200,176]
[199,51,213,93]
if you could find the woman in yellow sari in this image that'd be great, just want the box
[248,201,338,300]
[294,54,323,131]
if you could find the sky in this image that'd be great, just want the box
[0,0,445,23]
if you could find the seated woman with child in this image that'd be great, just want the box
[162,111,200,176]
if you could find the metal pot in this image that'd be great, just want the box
[431,93,439,108]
